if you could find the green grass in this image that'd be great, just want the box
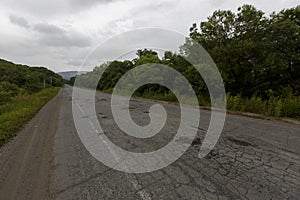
[0,87,60,146]
[227,94,300,119]
[97,87,300,119]
[133,91,300,119]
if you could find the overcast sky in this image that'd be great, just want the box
[0,0,298,72]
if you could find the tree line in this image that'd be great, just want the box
[187,4,299,98]
[70,5,300,117]
[0,59,62,104]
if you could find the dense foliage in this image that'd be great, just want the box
[71,5,300,118]
[187,5,300,98]
[0,87,60,145]
[0,59,62,104]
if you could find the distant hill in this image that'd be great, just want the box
[0,58,62,103]
[58,71,89,80]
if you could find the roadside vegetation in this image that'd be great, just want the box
[227,94,300,118]
[0,87,60,146]
[0,59,62,104]
[0,59,62,145]
[70,5,299,119]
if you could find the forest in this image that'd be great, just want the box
[0,59,62,144]
[71,5,299,118]
[0,59,62,104]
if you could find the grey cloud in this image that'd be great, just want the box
[65,58,95,67]
[0,38,39,57]
[209,0,225,7]
[34,23,65,34]
[69,0,115,9]
[2,0,298,73]
[38,32,92,47]
[85,28,184,62]
[3,0,119,17]
[9,15,30,28]
[66,59,84,66]
[32,23,92,47]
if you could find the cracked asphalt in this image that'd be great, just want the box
[0,85,300,199]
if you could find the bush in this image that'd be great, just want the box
[0,91,12,104]
[227,94,300,118]
[0,87,60,146]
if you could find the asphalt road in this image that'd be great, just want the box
[0,85,299,199]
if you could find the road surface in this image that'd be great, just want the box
[0,85,299,199]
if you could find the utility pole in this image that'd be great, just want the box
[50,76,53,86]
[43,78,46,88]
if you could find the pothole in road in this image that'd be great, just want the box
[228,137,252,146]
[122,106,137,110]
[192,137,202,146]
[206,149,219,159]
[98,112,108,118]
[129,106,136,110]
[97,98,107,102]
